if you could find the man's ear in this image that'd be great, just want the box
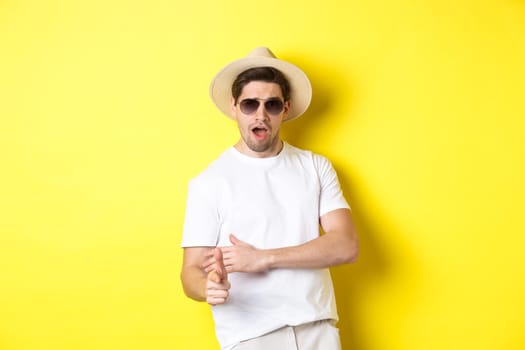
[230,96,236,117]
[283,100,291,120]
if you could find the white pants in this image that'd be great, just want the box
[231,320,341,350]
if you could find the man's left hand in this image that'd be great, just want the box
[203,234,270,274]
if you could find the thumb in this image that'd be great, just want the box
[208,269,221,283]
[210,247,227,282]
[229,234,244,246]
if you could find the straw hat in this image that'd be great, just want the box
[209,47,312,122]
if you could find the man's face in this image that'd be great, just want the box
[231,81,290,157]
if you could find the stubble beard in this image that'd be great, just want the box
[245,137,273,153]
[244,131,278,153]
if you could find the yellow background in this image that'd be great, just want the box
[1,0,524,349]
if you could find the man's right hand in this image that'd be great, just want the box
[206,248,231,305]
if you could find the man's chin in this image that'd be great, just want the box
[247,143,271,153]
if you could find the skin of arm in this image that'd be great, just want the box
[203,208,358,274]
[181,247,231,305]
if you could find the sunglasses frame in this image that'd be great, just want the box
[237,97,286,116]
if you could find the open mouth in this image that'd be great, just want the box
[251,126,269,140]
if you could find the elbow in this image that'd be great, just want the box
[179,271,191,298]
[347,244,359,264]
[180,269,206,302]
[337,238,359,265]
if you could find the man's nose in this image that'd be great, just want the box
[254,104,269,121]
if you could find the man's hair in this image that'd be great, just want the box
[231,67,291,104]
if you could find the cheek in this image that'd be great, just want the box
[271,117,284,130]
[238,120,251,133]
[269,123,280,134]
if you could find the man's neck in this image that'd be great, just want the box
[234,139,284,158]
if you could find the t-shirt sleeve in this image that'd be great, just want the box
[315,155,350,217]
[180,177,220,248]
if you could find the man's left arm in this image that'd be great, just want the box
[204,208,358,273]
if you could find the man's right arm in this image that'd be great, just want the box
[181,247,230,305]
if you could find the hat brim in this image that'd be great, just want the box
[209,55,312,122]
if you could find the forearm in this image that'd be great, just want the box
[264,230,358,270]
[262,208,358,270]
[180,265,207,302]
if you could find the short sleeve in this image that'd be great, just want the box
[180,177,221,247]
[315,155,350,217]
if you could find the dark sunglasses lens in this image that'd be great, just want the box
[264,99,284,115]
[239,99,260,114]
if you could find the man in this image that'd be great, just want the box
[180,47,358,350]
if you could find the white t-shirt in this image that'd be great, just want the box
[181,142,350,349]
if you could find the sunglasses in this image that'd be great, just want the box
[238,98,285,116]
